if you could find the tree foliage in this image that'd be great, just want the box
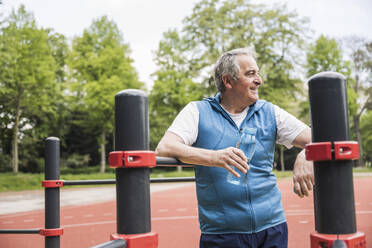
[68,16,143,172]
[149,30,204,149]
[306,35,349,76]
[0,5,64,172]
[301,35,351,123]
[360,110,372,165]
[341,37,372,166]
[305,35,372,166]
[1,1,371,173]
[150,0,310,150]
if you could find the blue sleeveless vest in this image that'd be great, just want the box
[193,94,286,234]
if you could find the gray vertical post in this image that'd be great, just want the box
[45,137,61,247]
[308,72,356,234]
[114,89,151,234]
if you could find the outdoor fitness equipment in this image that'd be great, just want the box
[306,72,366,248]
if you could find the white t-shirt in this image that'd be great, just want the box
[168,101,308,149]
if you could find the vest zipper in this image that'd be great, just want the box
[239,128,256,232]
[247,179,256,232]
[218,100,258,232]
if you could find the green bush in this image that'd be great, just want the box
[61,153,90,169]
[20,157,44,173]
[0,153,12,172]
[60,165,115,175]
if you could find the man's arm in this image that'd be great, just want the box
[291,127,314,198]
[156,131,249,178]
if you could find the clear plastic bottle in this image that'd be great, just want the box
[226,127,257,185]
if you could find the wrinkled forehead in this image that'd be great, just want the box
[236,54,259,70]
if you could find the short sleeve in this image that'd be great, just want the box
[168,102,199,146]
[274,105,309,149]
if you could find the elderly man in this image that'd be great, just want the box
[156,48,313,248]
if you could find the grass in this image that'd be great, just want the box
[0,168,194,192]
[0,173,45,192]
[352,166,372,173]
[0,167,371,193]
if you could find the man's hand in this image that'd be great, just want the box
[212,147,249,177]
[293,149,314,198]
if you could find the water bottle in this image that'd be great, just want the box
[226,127,257,185]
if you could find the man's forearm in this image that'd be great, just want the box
[156,131,249,177]
[155,132,215,166]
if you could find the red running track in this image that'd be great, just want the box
[0,177,371,248]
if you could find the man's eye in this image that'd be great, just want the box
[246,71,260,77]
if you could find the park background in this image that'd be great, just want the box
[0,0,371,179]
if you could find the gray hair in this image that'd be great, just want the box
[214,47,257,93]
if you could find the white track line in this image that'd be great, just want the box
[158,209,169,212]
[1,220,14,224]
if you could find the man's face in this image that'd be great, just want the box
[232,55,262,105]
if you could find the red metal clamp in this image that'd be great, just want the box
[334,141,360,160]
[109,151,156,168]
[111,232,158,248]
[42,180,64,188]
[39,228,64,236]
[109,151,125,167]
[311,232,366,248]
[305,141,360,161]
[305,142,332,161]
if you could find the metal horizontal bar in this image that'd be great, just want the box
[150,177,195,183]
[155,157,192,166]
[0,229,40,234]
[91,239,127,248]
[62,177,195,186]
[63,179,116,186]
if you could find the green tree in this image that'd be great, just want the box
[48,32,68,83]
[0,5,62,173]
[360,110,372,166]
[149,30,204,150]
[68,16,143,173]
[305,35,372,167]
[150,0,310,157]
[306,35,349,76]
[303,35,350,122]
[342,37,372,166]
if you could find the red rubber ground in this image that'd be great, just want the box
[1,177,371,248]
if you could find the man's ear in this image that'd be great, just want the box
[222,74,233,89]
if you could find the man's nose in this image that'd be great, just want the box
[254,75,262,85]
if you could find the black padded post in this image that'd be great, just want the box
[114,89,151,234]
[44,137,61,248]
[308,72,356,234]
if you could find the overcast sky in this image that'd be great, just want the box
[2,0,372,88]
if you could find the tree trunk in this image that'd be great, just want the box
[280,145,285,171]
[352,74,365,167]
[100,130,106,173]
[353,115,364,167]
[12,91,22,173]
[12,117,19,173]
